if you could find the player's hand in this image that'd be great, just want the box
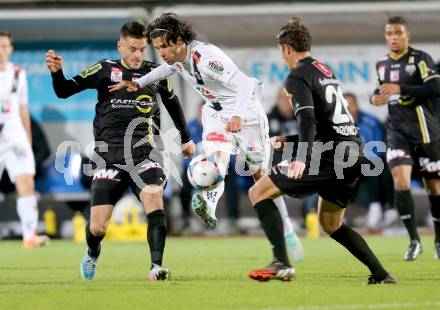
[287,160,306,179]
[270,136,287,150]
[45,50,63,73]
[108,80,140,93]
[182,140,196,159]
[225,116,243,133]
[379,84,400,96]
[371,94,389,106]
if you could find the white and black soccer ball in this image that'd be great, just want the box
[187,154,223,190]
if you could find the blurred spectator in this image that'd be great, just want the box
[179,102,240,234]
[344,92,397,231]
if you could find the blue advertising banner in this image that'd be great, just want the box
[12,42,119,122]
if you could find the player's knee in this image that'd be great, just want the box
[90,223,107,236]
[319,219,341,235]
[15,175,35,197]
[393,178,411,191]
[248,185,260,206]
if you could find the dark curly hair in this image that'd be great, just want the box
[146,12,196,44]
[276,17,311,52]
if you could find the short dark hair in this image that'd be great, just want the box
[146,12,196,44]
[276,17,311,52]
[120,21,146,39]
[387,16,409,28]
[0,30,13,45]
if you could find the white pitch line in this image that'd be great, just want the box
[232,301,440,310]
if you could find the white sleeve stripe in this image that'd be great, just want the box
[294,106,314,115]
[423,75,440,83]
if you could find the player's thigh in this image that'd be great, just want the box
[249,174,282,205]
[91,166,128,207]
[416,139,440,194]
[235,109,270,176]
[202,107,236,157]
[130,163,167,213]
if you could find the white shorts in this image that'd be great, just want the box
[201,103,269,175]
[0,120,35,182]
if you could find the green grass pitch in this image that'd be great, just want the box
[1,236,440,310]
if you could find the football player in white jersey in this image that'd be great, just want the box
[109,13,303,261]
[0,31,48,248]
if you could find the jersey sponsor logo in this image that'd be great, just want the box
[111,67,123,82]
[405,64,416,76]
[390,70,399,82]
[191,51,202,64]
[386,148,410,162]
[207,60,224,74]
[318,78,339,86]
[312,60,333,78]
[80,63,102,78]
[93,169,119,180]
[134,95,154,113]
[378,65,385,81]
[206,132,228,143]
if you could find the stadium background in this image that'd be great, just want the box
[0,0,439,237]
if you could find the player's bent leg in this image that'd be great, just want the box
[140,185,170,281]
[319,198,396,284]
[424,178,440,260]
[15,174,49,248]
[248,176,295,281]
[252,170,304,262]
[391,165,422,260]
[192,151,229,229]
[81,204,113,280]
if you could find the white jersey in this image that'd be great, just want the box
[137,40,263,119]
[0,62,28,125]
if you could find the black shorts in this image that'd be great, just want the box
[387,130,440,179]
[89,146,166,206]
[269,158,362,207]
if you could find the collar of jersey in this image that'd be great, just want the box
[388,48,409,61]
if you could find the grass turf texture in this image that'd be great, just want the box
[1,236,439,310]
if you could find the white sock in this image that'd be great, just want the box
[367,202,383,230]
[17,195,38,241]
[273,196,294,235]
[202,181,225,213]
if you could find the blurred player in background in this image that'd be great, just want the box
[0,30,49,248]
[371,16,440,261]
[110,12,303,262]
[247,18,395,284]
[46,22,194,281]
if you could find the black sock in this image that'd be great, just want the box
[395,190,420,242]
[147,209,167,267]
[331,224,388,280]
[254,199,291,267]
[429,196,440,244]
[85,223,104,259]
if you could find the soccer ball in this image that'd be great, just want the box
[187,154,223,190]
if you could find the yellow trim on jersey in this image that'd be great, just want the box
[389,49,408,61]
[415,106,430,144]
[418,60,429,80]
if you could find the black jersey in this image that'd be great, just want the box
[284,57,361,146]
[374,46,440,144]
[51,59,190,148]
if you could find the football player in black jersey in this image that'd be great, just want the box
[371,16,440,261]
[248,18,395,284]
[46,22,195,281]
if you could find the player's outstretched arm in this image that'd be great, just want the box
[108,62,176,93]
[46,50,92,99]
